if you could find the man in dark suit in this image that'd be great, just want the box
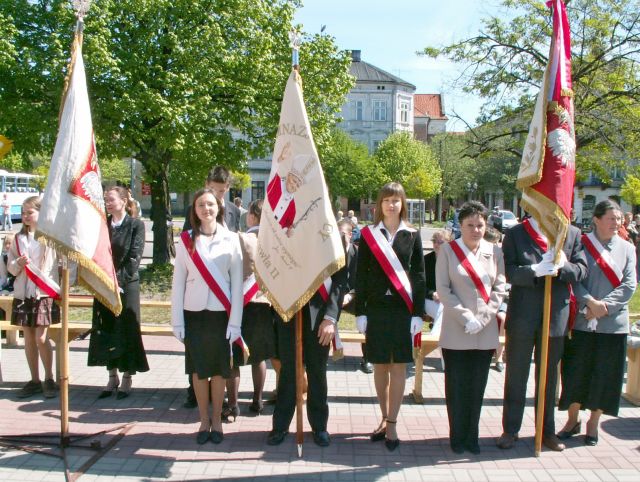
[497,217,587,452]
[267,265,348,447]
[182,166,240,232]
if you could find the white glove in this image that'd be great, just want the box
[410,316,424,336]
[541,250,555,263]
[586,318,598,332]
[532,261,558,278]
[226,324,242,343]
[464,318,483,335]
[342,293,354,307]
[356,315,368,334]
[172,325,185,343]
[555,249,567,269]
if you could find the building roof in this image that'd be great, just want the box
[414,94,448,120]
[349,50,415,90]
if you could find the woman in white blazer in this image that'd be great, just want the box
[171,188,243,445]
[436,201,507,455]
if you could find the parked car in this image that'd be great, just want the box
[499,210,519,230]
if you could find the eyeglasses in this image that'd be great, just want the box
[432,239,444,245]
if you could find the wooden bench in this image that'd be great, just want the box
[2,294,638,405]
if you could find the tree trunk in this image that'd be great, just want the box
[140,150,174,265]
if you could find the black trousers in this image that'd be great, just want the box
[272,310,330,433]
[442,349,493,448]
[502,333,564,436]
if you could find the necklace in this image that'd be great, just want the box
[199,229,216,237]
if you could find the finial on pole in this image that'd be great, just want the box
[72,0,92,32]
[289,30,302,71]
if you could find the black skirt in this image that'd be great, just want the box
[365,295,413,364]
[233,302,275,366]
[184,309,232,379]
[559,330,627,416]
[88,282,149,374]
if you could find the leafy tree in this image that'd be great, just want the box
[373,132,442,199]
[430,133,477,203]
[316,129,378,203]
[0,0,353,263]
[621,173,640,206]
[422,0,640,179]
[230,171,251,192]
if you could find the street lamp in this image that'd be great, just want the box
[466,181,478,200]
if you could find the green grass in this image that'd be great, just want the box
[629,289,640,316]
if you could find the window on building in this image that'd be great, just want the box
[373,100,386,121]
[251,180,265,201]
[400,101,410,123]
[355,100,363,121]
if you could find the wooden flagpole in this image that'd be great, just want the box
[295,309,304,457]
[534,275,553,456]
[59,257,71,446]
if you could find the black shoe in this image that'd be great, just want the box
[585,433,598,446]
[494,361,504,372]
[210,430,224,444]
[313,430,330,447]
[557,421,581,440]
[116,390,130,400]
[496,432,518,450]
[196,430,210,445]
[222,405,239,422]
[385,438,400,451]
[542,434,566,452]
[451,443,465,454]
[98,390,114,399]
[267,429,288,446]
[370,427,386,442]
[360,359,373,374]
[249,400,264,414]
[465,442,480,454]
[183,397,197,409]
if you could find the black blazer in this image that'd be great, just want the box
[355,228,426,318]
[424,250,437,300]
[502,223,587,338]
[109,215,145,287]
[305,264,348,330]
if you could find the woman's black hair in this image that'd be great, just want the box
[458,201,488,224]
[593,199,622,219]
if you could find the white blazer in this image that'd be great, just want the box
[171,224,243,330]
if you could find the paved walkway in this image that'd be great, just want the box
[0,335,639,481]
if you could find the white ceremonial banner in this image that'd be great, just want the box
[36,30,121,315]
[256,70,344,321]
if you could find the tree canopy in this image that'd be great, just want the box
[373,132,442,200]
[0,0,354,262]
[317,129,378,204]
[422,0,640,184]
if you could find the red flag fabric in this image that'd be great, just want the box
[517,0,575,258]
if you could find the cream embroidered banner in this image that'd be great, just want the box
[255,70,344,321]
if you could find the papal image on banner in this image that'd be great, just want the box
[255,70,344,321]
[517,0,575,257]
[36,27,121,316]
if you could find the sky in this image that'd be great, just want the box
[293,0,500,131]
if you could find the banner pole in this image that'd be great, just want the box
[295,309,304,457]
[59,257,70,447]
[534,275,553,456]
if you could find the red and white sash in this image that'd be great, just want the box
[582,232,622,288]
[181,230,231,314]
[523,218,578,328]
[243,274,259,306]
[522,218,548,252]
[450,238,491,304]
[360,225,413,312]
[16,235,60,300]
[180,231,249,362]
[317,277,332,302]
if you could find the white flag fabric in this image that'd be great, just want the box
[37,30,122,315]
[255,70,344,321]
